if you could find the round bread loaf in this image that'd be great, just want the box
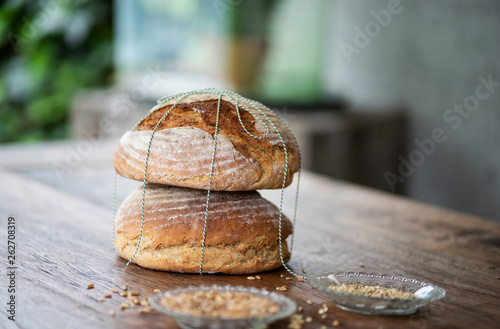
[113,93,299,191]
[114,184,292,274]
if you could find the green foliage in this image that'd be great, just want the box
[0,0,113,143]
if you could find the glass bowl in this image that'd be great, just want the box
[309,272,446,315]
[149,284,297,329]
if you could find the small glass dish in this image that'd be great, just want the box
[309,272,446,315]
[149,284,297,329]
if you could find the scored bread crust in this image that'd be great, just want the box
[114,184,292,274]
[113,97,299,191]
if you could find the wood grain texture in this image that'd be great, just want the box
[0,168,499,329]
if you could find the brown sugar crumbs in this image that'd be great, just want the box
[328,284,417,299]
[160,290,280,318]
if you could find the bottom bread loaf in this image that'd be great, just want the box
[114,184,292,274]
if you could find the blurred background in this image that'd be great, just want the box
[1,0,499,222]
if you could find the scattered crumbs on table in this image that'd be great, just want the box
[142,306,154,313]
[288,314,304,329]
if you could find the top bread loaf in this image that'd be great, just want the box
[113,93,299,191]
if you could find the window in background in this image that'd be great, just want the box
[113,0,332,105]
[114,0,226,96]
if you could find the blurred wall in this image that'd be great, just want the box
[326,0,500,221]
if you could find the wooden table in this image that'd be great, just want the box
[0,142,499,329]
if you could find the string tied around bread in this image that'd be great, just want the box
[112,88,306,279]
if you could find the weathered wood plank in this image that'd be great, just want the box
[0,169,499,329]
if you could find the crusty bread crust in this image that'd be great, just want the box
[114,184,292,274]
[115,236,290,274]
[113,98,299,191]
